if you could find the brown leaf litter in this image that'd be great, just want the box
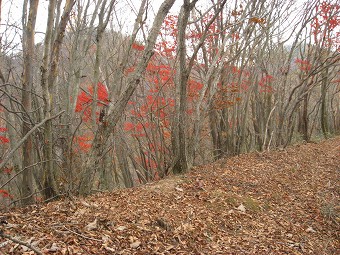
[1,137,339,254]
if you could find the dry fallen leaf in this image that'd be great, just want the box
[48,243,60,252]
[130,240,141,249]
[286,233,293,238]
[165,244,175,251]
[85,218,98,231]
[236,204,246,212]
[305,226,316,233]
[175,186,183,192]
[116,226,126,231]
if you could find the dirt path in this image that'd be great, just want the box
[1,137,339,254]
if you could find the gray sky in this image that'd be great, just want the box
[0,0,182,52]
[1,0,324,54]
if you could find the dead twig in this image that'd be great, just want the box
[62,225,102,242]
[0,231,42,255]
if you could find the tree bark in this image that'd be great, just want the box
[40,0,75,200]
[21,0,39,205]
[91,0,115,127]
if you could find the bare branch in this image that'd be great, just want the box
[0,111,65,171]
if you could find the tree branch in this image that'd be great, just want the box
[0,111,65,170]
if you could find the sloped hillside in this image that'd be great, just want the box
[0,137,339,255]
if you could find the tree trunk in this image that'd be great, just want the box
[172,0,199,174]
[40,0,75,200]
[320,68,329,139]
[301,93,309,141]
[21,0,39,205]
[78,0,175,195]
[91,0,114,127]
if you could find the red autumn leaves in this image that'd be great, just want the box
[75,82,109,122]
[0,127,9,144]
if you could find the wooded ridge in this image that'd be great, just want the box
[1,0,340,205]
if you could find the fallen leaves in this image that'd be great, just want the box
[0,137,339,254]
[129,240,141,249]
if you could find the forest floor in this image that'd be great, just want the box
[0,137,339,255]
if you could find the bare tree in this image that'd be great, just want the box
[40,0,75,200]
[78,0,176,195]
[20,0,39,205]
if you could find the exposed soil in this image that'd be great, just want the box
[1,137,339,254]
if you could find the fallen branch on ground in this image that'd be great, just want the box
[0,231,42,255]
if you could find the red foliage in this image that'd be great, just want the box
[156,15,178,58]
[124,122,135,132]
[76,82,109,112]
[3,167,12,174]
[259,75,274,93]
[295,58,312,72]
[0,136,10,144]
[312,1,340,46]
[0,189,12,199]
[75,82,109,122]
[0,127,9,144]
[75,134,94,152]
[125,66,135,75]
[88,83,108,103]
[132,43,145,51]
[188,80,204,99]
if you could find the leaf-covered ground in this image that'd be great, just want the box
[1,137,339,254]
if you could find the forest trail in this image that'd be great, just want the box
[0,137,339,254]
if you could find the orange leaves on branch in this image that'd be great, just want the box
[259,75,274,93]
[75,82,109,122]
[88,83,108,104]
[75,83,107,112]
[188,79,204,99]
[213,83,243,110]
[125,66,135,75]
[75,133,94,152]
[312,2,340,45]
[295,58,312,72]
[156,15,178,57]
[124,122,135,132]
[132,43,145,51]
[231,10,241,16]
[249,17,266,24]
[0,127,9,144]
[214,99,235,109]
[123,122,149,137]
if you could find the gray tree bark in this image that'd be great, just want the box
[21,0,39,205]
